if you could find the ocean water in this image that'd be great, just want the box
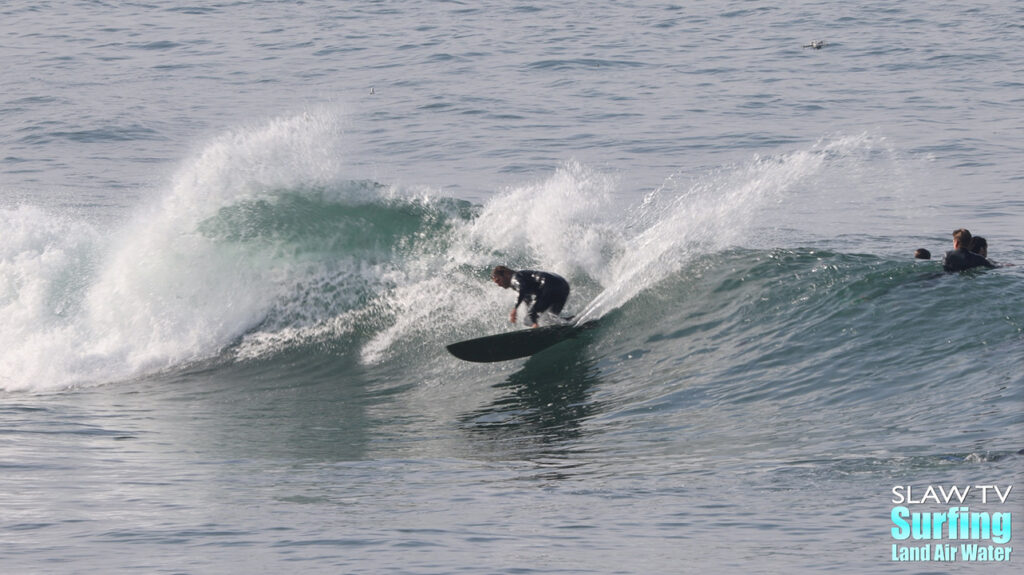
[1,1,1022,573]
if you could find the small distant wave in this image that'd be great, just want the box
[527,58,646,71]
[19,124,163,145]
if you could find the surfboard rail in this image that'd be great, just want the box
[446,323,587,363]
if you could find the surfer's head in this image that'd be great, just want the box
[952,228,972,250]
[491,265,514,288]
[968,236,987,257]
[914,248,931,260]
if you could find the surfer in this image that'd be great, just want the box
[914,248,931,260]
[942,228,995,272]
[491,266,570,328]
[968,236,987,258]
[966,235,1014,267]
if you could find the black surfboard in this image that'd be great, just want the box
[446,323,587,363]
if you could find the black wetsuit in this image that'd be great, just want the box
[942,249,995,272]
[511,270,570,324]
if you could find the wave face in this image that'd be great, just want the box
[2,115,1021,395]
[1,113,384,390]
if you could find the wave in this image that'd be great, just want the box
[4,113,1017,394]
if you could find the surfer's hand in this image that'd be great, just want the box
[530,323,539,328]
[509,309,517,323]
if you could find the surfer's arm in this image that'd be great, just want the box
[509,271,538,325]
[509,293,524,323]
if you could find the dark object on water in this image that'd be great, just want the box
[447,322,594,363]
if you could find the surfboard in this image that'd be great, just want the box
[446,323,586,363]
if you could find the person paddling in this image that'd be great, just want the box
[942,228,995,272]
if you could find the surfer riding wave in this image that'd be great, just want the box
[491,266,570,328]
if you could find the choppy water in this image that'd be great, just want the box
[2,1,1022,573]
